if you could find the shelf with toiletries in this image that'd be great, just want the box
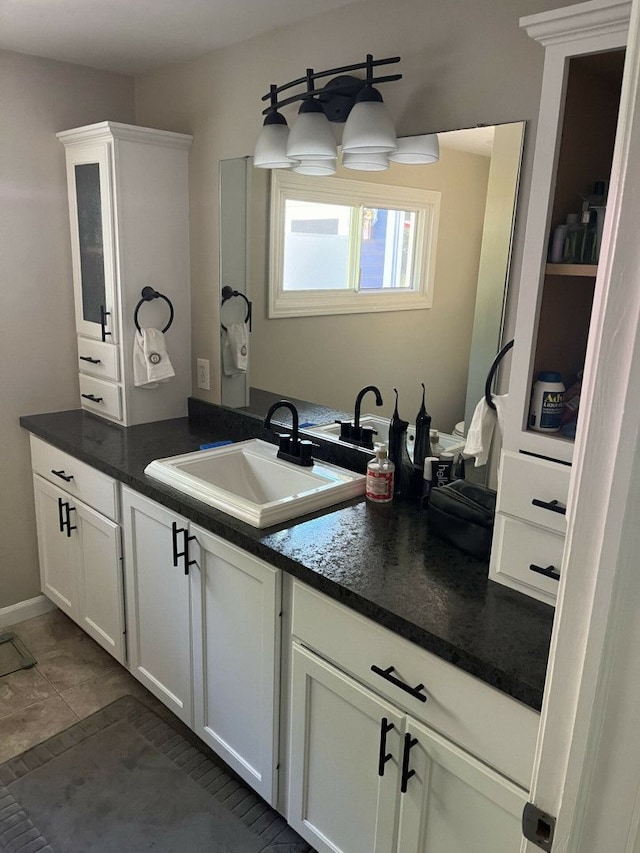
[58,121,193,427]
[492,0,628,602]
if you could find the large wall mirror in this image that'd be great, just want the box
[219,121,525,440]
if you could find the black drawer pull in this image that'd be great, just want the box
[377,718,394,777]
[401,733,418,793]
[371,665,428,703]
[531,498,566,515]
[81,393,104,403]
[79,355,101,364]
[51,469,74,483]
[57,496,65,533]
[530,563,560,581]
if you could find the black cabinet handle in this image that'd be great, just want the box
[57,496,65,533]
[79,355,101,364]
[377,717,394,777]
[100,305,112,342]
[371,665,428,703]
[531,498,566,515]
[530,563,560,581]
[171,522,196,575]
[58,500,77,537]
[51,468,74,483]
[400,733,418,793]
[81,393,104,403]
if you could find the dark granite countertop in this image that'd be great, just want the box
[20,404,554,711]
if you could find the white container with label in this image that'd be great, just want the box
[529,372,565,432]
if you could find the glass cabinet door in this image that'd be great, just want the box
[66,142,117,343]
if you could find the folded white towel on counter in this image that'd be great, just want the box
[133,328,175,388]
[222,322,249,376]
[464,394,509,467]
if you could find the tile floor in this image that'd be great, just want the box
[0,608,157,764]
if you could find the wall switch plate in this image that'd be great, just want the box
[197,358,210,391]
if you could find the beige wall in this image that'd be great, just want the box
[0,50,134,610]
[135,0,568,408]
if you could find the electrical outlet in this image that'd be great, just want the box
[197,358,210,391]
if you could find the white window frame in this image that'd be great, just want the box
[268,170,440,319]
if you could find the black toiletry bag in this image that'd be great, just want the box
[427,479,497,559]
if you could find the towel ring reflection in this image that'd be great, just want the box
[485,339,514,410]
[134,287,174,333]
[221,285,252,332]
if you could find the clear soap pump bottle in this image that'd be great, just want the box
[366,444,395,504]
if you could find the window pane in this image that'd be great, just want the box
[359,208,416,290]
[283,200,353,291]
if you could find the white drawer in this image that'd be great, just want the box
[498,450,570,534]
[79,374,122,422]
[489,514,563,605]
[30,435,118,521]
[290,580,538,788]
[77,336,120,381]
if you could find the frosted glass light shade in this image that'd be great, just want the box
[342,151,389,171]
[293,158,337,176]
[389,134,439,164]
[254,123,295,169]
[287,109,337,161]
[342,99,397,154]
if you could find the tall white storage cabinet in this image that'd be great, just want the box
[490,0,629,604]
[57,122,193,426]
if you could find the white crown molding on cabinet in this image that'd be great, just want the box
[521,0,631,46]
[56,121,193,150]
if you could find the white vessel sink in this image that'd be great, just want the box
[144,439,365,528]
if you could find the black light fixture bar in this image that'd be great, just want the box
[261,54,401,116]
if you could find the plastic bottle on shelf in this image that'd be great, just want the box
[529,372,565,432]
[549,213,578,263]
[365,444,395,503]
[563,210,586,263]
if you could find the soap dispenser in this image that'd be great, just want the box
[388,389,413,498]
[413,383,433,476]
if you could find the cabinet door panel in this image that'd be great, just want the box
[65,142,118,343]
[191,526,280,804]
[76,503,125,663]
[289,644,403,853]
[397,717,527,853]
[33,475,79,619]
[122,487,191,724]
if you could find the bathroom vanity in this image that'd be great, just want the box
[21,404,552,853]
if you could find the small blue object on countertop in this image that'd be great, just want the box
[199,440,234,450]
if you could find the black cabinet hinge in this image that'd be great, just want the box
[523,802,556,851]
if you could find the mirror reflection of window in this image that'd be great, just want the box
[271,170,440,317]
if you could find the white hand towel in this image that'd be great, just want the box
[222,323,249,377]
[464,394,509,466]
[133,328,175,388]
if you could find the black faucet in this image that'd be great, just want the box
[263,400,315,467]
[338,385,384,450]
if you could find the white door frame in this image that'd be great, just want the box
[526,1,640,850]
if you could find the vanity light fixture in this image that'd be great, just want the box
[254,55,437,173]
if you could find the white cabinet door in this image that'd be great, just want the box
[33,473,125,663]
[396,717,528,853]
[190,525,280,804]
[121,487,192,725]
[76,500,125,664]
[33,474,80,619]
[288,643,404,853]
[64,141,118,343]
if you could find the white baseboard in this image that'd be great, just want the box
[0,595,56,629]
